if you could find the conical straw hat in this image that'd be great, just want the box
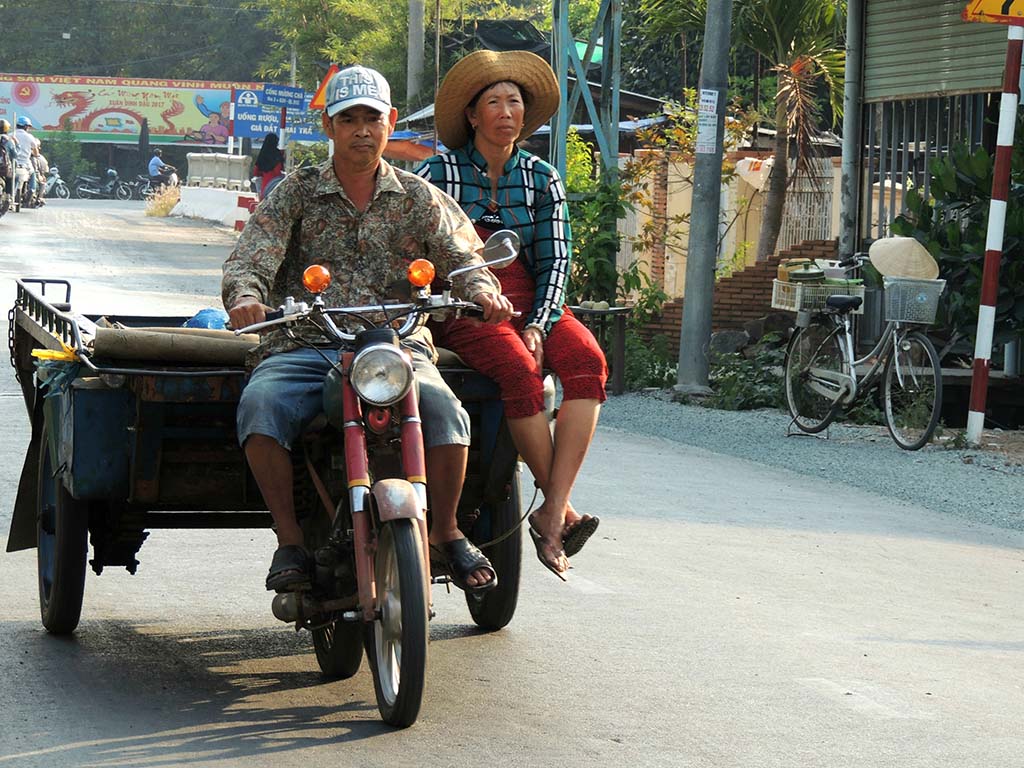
[868,237,939,279]
[435,50,560,149]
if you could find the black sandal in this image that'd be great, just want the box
[429,538,497,593]
[266,544,312,592]
[562,515,600,557]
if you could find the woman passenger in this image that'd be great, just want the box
[417,50,607,579]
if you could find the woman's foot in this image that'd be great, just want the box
[528,502,569,578]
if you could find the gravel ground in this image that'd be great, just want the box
[598,391,1024,535]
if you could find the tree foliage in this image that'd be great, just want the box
[892,137,1024,347]
[0,0,276,82]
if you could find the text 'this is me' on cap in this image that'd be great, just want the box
[325,66,392,117]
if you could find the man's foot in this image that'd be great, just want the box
[429,536,497,592]
[266,544,311,592]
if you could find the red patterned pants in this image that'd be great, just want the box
[439,257,608,419]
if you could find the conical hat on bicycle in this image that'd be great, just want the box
[868,237,939,280]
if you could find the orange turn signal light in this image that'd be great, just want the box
[407,259,436,288]
[303,264,332,293]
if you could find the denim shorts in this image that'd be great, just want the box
[236,343,471,451]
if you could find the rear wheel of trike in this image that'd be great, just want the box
[36,428,89,634]
[466,467,522,631]
[313,620,363,679]
[364,519,428,728]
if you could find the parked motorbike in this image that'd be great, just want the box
[235,230,520,727]
[73,169,132,201]
[127,174,153,200]
[44,166,70,199]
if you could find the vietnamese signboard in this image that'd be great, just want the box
[261,83,306,110]
[233,87,325,144]
[964,0,1024,24]
[0,73,263,145]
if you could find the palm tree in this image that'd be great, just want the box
[642,0,845,259]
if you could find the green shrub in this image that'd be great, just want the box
[705,333,786,410]
[623,330,677,389]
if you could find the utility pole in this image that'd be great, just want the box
[675,0,733,395]
[838,0,864,258]
[408,0,425,102]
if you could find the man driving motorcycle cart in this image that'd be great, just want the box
[222,65,514,594]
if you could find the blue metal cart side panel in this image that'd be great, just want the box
[67,383,135,500]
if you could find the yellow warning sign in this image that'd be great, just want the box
[964,0,1024,24]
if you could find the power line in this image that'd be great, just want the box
[84,0,267,11]
[77,40,237,75]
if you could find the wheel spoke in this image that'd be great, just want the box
[884,332,941,450]
[785,324,845,432]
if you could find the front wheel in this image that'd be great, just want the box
[784,323,846,433]
[53,181,70,199]
[36,426,89,634]
[114,182,132,201]
[364,519,428,728]
[883,330,942,451]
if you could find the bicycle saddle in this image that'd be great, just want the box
[825,295,863,313]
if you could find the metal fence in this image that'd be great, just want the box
[861,93,991,241]
[778,157,835,252]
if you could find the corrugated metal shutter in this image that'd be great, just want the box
[864,0,1008,102]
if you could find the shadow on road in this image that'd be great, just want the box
[0,619,396,766]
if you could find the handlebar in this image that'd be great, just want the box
[234,297,486,342]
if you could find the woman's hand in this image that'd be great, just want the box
[522,326,544,369]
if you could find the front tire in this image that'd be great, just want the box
[883,330,942,451]
[364,519,428,728]
[54,181,71,199]
[466,467,522,630]
[36,426,88,634]
[114,182,132,201]
[784,323,845,433]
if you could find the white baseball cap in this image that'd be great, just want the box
[325,65,392,117]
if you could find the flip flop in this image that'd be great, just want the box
[562,515,600,557]
[266,544,312,592]
[528,516,568,581]
[429,537,497,593]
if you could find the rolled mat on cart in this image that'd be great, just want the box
[89,327,259,365]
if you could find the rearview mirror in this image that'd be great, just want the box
[481,229,520,269]
[448,229,521,282]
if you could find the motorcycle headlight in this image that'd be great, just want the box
[349,344,414,407]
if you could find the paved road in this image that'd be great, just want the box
[0,201,1021,767]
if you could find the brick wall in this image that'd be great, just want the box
[641,239,839,348]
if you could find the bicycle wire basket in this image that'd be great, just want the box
[771,279,866,315]
[882,277,945,325]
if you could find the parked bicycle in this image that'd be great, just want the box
[777,247,945,451]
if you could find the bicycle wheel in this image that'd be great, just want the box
[784,322,846,433]
[883,330,942,451]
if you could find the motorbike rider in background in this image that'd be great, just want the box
[13,117,40,209]
[0,120,16,213]
[30,144,48,207]
[148,148,178,190]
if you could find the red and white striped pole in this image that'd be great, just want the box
[967,26,1023,445]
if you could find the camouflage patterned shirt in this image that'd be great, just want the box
[222,158,501,365]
